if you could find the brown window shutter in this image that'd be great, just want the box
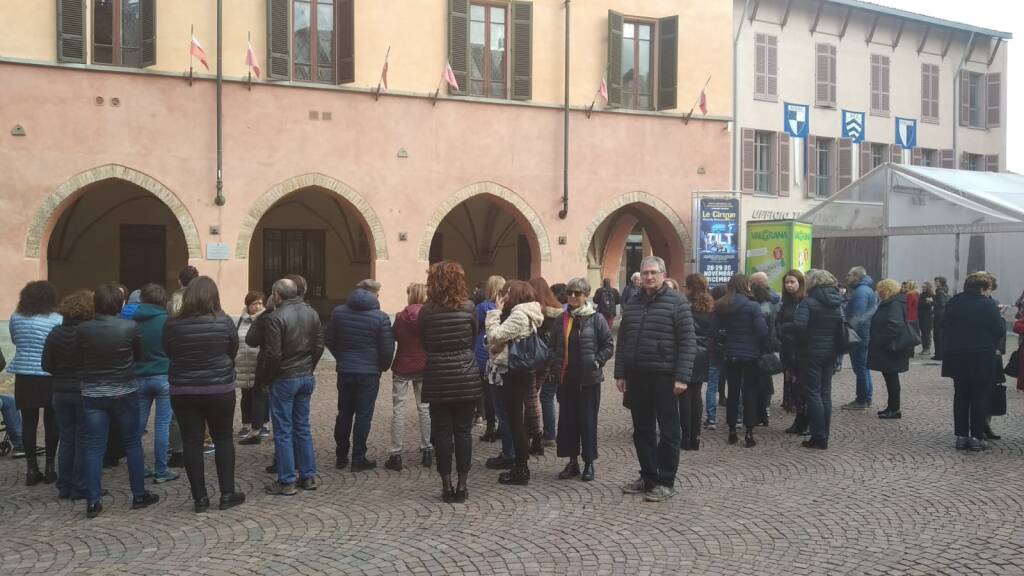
[766,35,778,97]
[959,72,969,126]
[985,155,999,172]
[778,132,790,196]
[754,33,766,97]
[911,148,923,165]
[656,15,678,111]
[940,148,955,169]
[448,0,470,95]
[838,139,852,190]
[606,10,624,108]
[57,0,86,63]
[815,44,829,106]
[890,144,902,165]
[335,0,354,84]
[140,0,156,67]
[510,2,533,101]
[806,135,817,198]
[741,128,755,193]
[267,0,290,80]
[986,72,1001,128]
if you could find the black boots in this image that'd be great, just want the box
[43,457,57,484]
[728,428,738,445]
[744,429,757,448]
[529,434,544,456]
[25,458,43,486]
[784,414,808,435]
[498,464,530,485]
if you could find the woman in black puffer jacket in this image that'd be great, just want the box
[163,276,242,513]
[868,279,912,420]
[680,274,714,451]
[714,274,768,448]
[777,270,807,434]
[419,261,481,503]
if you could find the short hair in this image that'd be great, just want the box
[94,283,125,316]
[847,266,867,280]
[934,276,948,289]
[964,271,993,294]
[356,278,381,295]
[750,272,769,286]
[640,256,666,274]
[550,283,568,305]
[244,291,265,307]
[486,275,507,301]
[426,261,468,310]
[904,280,918,292]
[140,283,168,306]
[283,274,307,297]
[977,271,998,291]
[179,276,222,317]
[272,278,298,301]
[58,290,95,324]
[630,272,641,280]
[407,282,428,305]
[178,266,199,288]
[806,269,838,290]
[566,277,591,296]
[876,279,901,300]
[16,281,58,316]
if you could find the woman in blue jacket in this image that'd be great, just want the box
[713,274,768,448]
[8,281,63,486]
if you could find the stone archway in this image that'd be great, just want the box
[26,164,201,259]
[236,173,388,260]
[578,191,691,262]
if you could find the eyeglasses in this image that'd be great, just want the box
[640,270,662,276]
[568,291,586,297]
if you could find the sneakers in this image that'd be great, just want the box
[153,470,180,484]
[259,426,271,438]
[237,426,251,439]
[11,446,26,459]
[384,454,403,472]
[298,476,321,491]
[203,443,216,454]
[144,467,154,478]
[238,433,262,445]
[969,438,990,452]
[131,491,160,510]
[841,401,869,411]
[219,492,246,510]
[643,484,677,503]
[86,502,103,519]
[266,481,298,496]
[703,419,717,431]
[621,477,652,494]
[955,436,971,451]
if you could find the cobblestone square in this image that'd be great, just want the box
[1,357,1022,575]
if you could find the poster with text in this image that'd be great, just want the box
[745,220,813,293]
[698,198,740,287]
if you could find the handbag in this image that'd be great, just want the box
[835,307,861,354]
[1005,349,1020,379]
[990,384,1007,417]
[508,330,549,373]
[891,322,922,352]
[757,352,785,376]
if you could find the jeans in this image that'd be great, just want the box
[803,357,835,442]
[627,372,681,488]
[502,369,534,467]
[271,375,317,485]
[556,381,600,462]
[335,373,381,462]
[83,392,146,505]
[851,338,873,404]
[53,392,86,498]
[172,391,236,500]
[0,395,23,447]
[881,372,901,412]
[389,375,432,455]
[705,362,720,423]
[490,381,514,457]
[429,401,475,475]
[136,375,172,475]
[953,375,989,439]
[538,369,557,441]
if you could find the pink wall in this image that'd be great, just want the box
[0,63,730,314]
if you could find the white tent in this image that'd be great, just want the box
[801,163,1024,303]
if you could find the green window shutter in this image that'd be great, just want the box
[510,2,533,101]
[336,0,354,84]
[606,10,623,109]
[656,15,677,111]
[447,0,469,96]
[267,0,290,80]
[141,0,156,67]
[57,0,86,63]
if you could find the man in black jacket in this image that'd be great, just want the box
[262,278,325,495]
[614,256,697,503]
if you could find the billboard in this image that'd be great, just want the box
[745,220,813,293]
[698,198,740,287]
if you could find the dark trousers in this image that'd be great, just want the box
[53,392,86,498]
[725,359,762,430]
[678,383,703,448]
[539,370,557,441]
[335,373,380,461]
[803,357,835,441]
[429,401,475,475]
[480,374,495,428]
[240,387,269,428]
[501,369,534,467]
[919,319,934,352]
[21,405,58,467]
[627,372,680,488]
[933,324,945,359]
[171,391,236,500]
[954,376,989,439]
[556,381,600,462]
[783,365,807,416]
[882,372,901,411]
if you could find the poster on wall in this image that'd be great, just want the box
[698,198,740,287]
[745,220,813,293]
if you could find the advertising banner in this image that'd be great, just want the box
[745,220,813,293]
[698,198,740,287]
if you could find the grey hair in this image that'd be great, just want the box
[566,277,591,295]
[272,278,298,300]
[356,278,381,294]
[640,256,666,274]
[847,266,867,280]
[630,272,641,280]
[806,269,837,290]
[750,271,768,285]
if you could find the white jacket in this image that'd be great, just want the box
[485,302,544,368]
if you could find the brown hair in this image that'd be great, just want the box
[58,290,95,324]
[244,291,265,307]
[684,274,714,313]
[140,283,168,306]
[16,281,58,316]
[716,274,752,311]
[407,283,428,305]
[178,276,222,317]
[528,277,561,308]
[427,261,468,310]
[502,280,536,315]
[782,269,806,303]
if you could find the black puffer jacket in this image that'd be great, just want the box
[777,298,802,368]
[42,321,85,394]
[163,312,239,393]
[714,294,768,360]
[258,298,325,382]
[793,286,843,360]
[614,284,696,383]
[325,289,395,375]
[550,305,614,388]
[868,294,911,374]
[419,301,481,404]
[690,310,714,383]
[77,315,143,385]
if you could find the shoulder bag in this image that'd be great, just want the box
[508,328,549,373]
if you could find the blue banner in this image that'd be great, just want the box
[698,198,740,287]
[895,117,917,149]
[783,102,809,138]
[842,110,865,144]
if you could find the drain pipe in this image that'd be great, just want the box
[559,0,570,219]
[731,0,751,192]
[214,0,225,206]
[952,31,975,168]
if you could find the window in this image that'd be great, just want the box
[262,229,326,299]
[870,54,890,115]
[815,138,833,198]
[755,33,778,100]
[815,43,836,108]
[964,71,985,128]
[606,11,677,110]
[964,153,982,171]
[870,144,886,169]
[959,71,1001,129]
[753,131,774,194]
[922,149,937,167]
[268,0,352,83]
[621,21,654,110]
[293,0,336,82]
[89,0,154,67]
[469,3,508,98]
[921,64,940,122]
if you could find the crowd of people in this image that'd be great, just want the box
[1,259,1021,516]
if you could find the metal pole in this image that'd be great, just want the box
[214,0,225,206]
[558,0,570,219]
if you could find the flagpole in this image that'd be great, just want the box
[189,24,194,87]
[375,45,390,101]
[247,31,252,91]
[683,74,712,124]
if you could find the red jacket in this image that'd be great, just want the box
[905,291,919,322]
[1015,316,1024,391]
[392,304,426,377]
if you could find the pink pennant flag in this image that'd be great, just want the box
[245,40,261,78]
[443,60,460,91]
[699,89,707,114]
[190,35,209,71]
[599,76,608,103]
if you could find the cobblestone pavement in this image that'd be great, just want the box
[1,356,1023,575]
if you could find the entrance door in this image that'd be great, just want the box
[120,224,167,291]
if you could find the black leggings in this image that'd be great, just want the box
[501,370,534,467]
[171,391,236,500]
[22,406,58,464]
[882,372,901,411]
[726,359,764,430]
[678,383,703,447]
[429,401,475,475]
